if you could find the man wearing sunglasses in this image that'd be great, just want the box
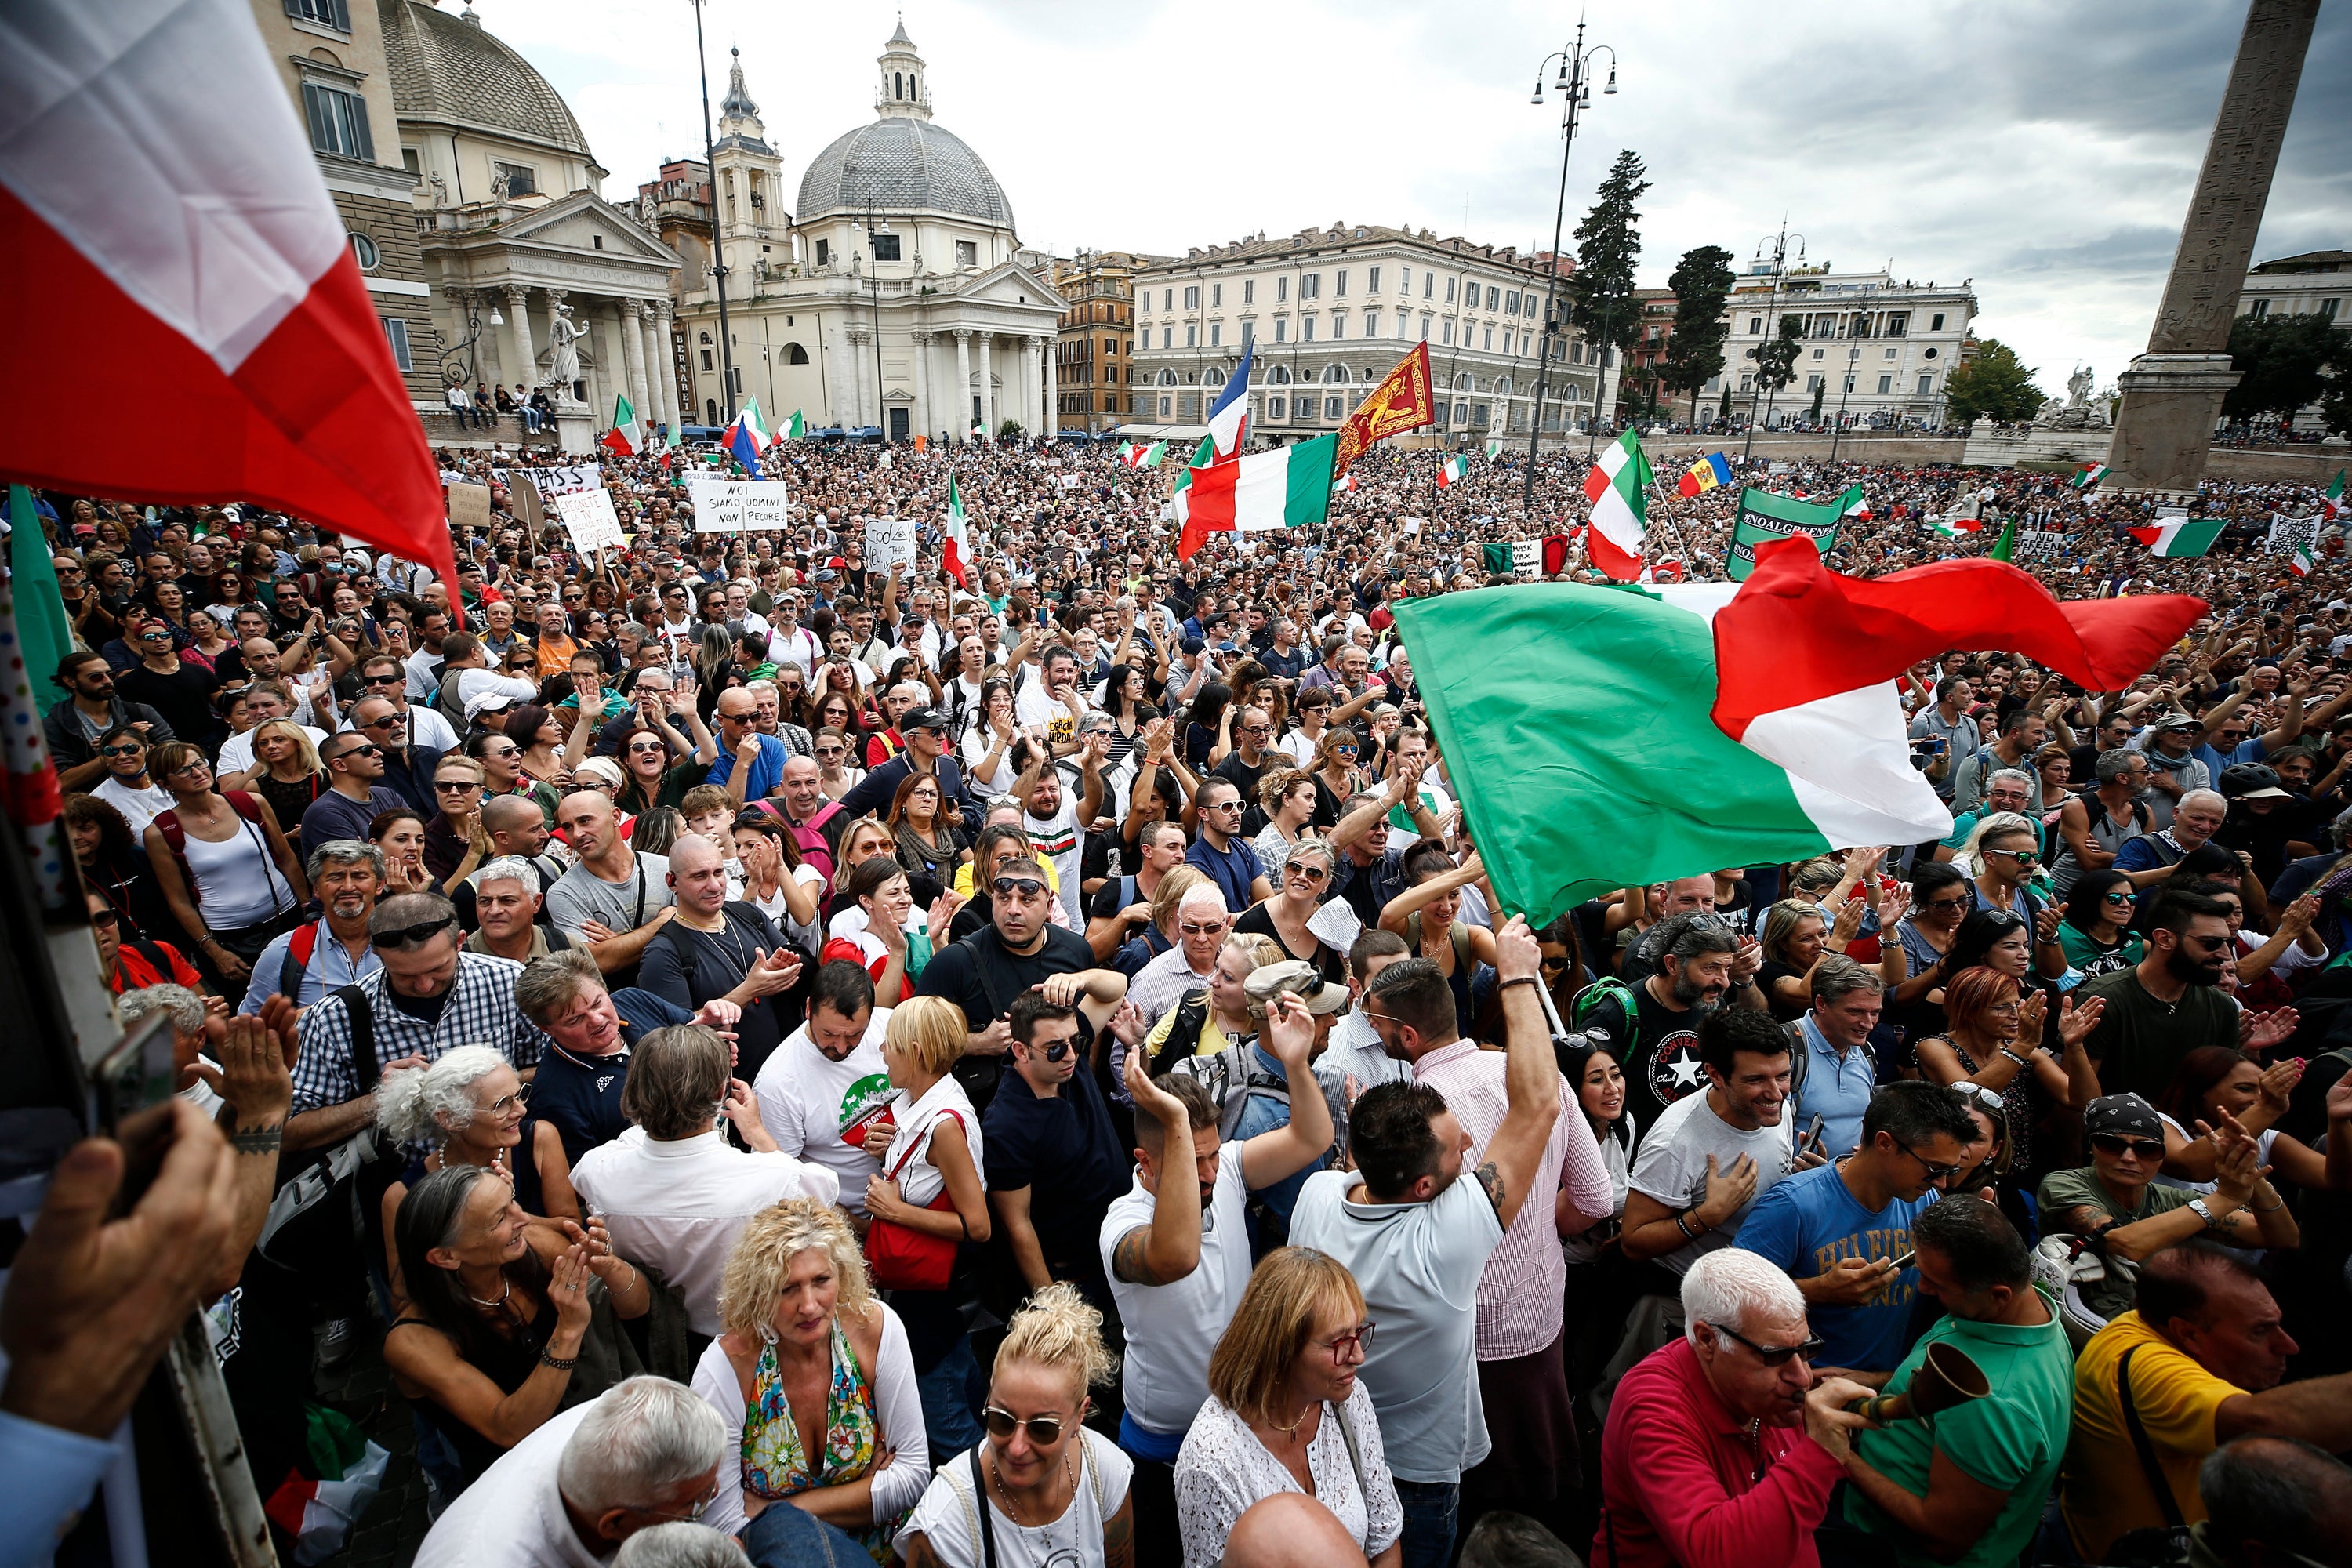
[44,650,176,791]
[2075,890,2250,1103]
[299,731,410,850]
[1734,1082,1977,1377]
[985,991,1131,1302]
[349,653,459,751]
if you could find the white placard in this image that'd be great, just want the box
[2269,514,2321,554]
[2012,531,2069,561]
[551,488,623,553]
[865,516,917,572]
[688,476,791,533]
[490,464,603,497]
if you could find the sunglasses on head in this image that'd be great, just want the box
[372,916,454,950]
[982,1406,1073,1445]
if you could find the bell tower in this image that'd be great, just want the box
[876,18,932,122]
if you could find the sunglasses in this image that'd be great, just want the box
[434,779,479,792]
[1921,897,1972,913]
[627,740,668,755]
[1947,1080,2008,1116]
[89,906,120,928]
[992,877,1049,899]
[372,916,454,950]
[100,744,144,757]
[2091,1133,2165,1161]
[1038,1041,1073,1063]
[1711,1322,1826,1367]
[331,743,382,761]
[1286,862,1330,884]
[982,1406,1074,1445]
[2102,890,2136,905]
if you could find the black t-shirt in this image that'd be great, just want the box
[1577,980,1708,1136]
[636,902,800,1083]
[981,1064,1129,1273]
[1234,902,1344,985]
[116,659,220,747]
[918,923,1096,1110]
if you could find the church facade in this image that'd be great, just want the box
[668,27,1065,442]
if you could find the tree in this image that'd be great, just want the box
[1808,376,1827,423]
[1753,314,1803,401]
[1567,151,1651,365]
[1944,339,2044,423]
[1718,381,1734,425]
[1659,245,1737,423]
[2222,310,2346,423]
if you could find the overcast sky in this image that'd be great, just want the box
[492,0,2348,397]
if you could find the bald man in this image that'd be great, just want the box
[1222,1494,1370,1568]
[636,833,803,1083]
[543,791,674,982]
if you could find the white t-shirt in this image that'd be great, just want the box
[214,722,329,780]
[93,775,175,837]
[1287,1167,1505,1485]
[745,862,827,953]
[1625,1089,1796,1276]
[410,1401,601,1568]
[753,1007,895,1214]
[904,1427,1134,1568]
[1022,797,1085,927]
[1015,681,1088,753]
[1098,1140,1254,1437]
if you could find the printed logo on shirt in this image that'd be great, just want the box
[1646,1028,1705,1106]
[837,1071,895,1149]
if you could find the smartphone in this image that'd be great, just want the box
[93,1007,181,1218]
[1802,1112,1826,1153]
[1887,1250,1918,1272]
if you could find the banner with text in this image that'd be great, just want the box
[2269,513,2321,554]
[1726,485,1857,580]
[552,488,624,553]
[491,465,604,497]
[688,475,791,533]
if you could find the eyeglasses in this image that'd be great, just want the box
[1710,1322,1826,1367]
[100,744,144,757]
[992,877,1049,899]
[88,906,120,928]
[2102,889,2136,905]
[165,759,211,779]
[485,1083,532,1114]
[982,1406,1074,1445]
[1947,1080,2008,1116]
[815,746,844,757]
[2091,1133,2165,1161]
[1177,920,1225,937]
[1920,897,1972,913]
[330,743,381,762]
[1987,848,2039,865]
[1893,1138,1963,1181]
[1319,1319,1376,1360]
[1330,745,1357,755]
[1286,862,1330,884]
[1039,1041,1073,1063]
[627,740,668,756]
[434,779,479,793]
[372,916,455,950]
[358,716,402,731]
[635,1477,720,1525]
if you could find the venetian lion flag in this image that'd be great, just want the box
[600,394,641,456]
[2129,517,2225,557]
[1396,539,2203,924]
[943,474,972,586]
[1581,428,1652,581]
[1178,433,1335,559]
[0,0,449,596]
[1334,343,1436,477]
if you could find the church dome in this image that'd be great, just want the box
[797,118,1014,230]
[379,0,595,162]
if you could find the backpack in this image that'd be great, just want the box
[1171,1033,1292,1142]
[750,798,844,886]
[154,789,282,902]
[256,984,401,1269]
[1151,987,1215,1078]
[1783,1019,1875,1112]
[278,920,323,1005]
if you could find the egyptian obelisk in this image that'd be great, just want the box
[2106,0,2320,497]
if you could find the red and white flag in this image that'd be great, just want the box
[0,0,451,595]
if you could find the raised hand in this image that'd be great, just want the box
[2056,994,2104,1051]
[1828,895,1867,947]
[2241,1007,2300,1057]
[1105,999,1146,1047]
[2016,989,2049,1044]
[546,1246,596,1335]
[2035,902,2066,946]
[1698,1153,1759,1226]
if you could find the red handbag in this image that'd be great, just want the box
[863,1109,963,1292]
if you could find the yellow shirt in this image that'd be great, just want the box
[952,855,1061,898]
[1142,998,1231,1061]
[2060,1311,2240,1560]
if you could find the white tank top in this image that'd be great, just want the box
[180,815,291,927]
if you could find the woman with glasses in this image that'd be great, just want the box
[1142,931,1281,1070]
[888,772,970,901]
[201,569,254,630]
[693,1198,927,1555]
[813,724,868,803]
[506,703,592,793]
[1887,862,1975,1054]
[185,608,235,673]
[614,724,706,815]
[1174,1247,1401,1568]
[1755,897,1871,1024]
[2055,869,2143,978]
[377,1045,583,1289]
[1914,964,2101,1175]
[88,724,174,837]
[383,1163,657,1496]
[1941,1081,2038,1245]
[1276,688,1334,770]
[64,793,172,942]
[466,729,559,828]
[898,1281,1132,1568]
[143,740,306,1005]
[732,813,825,939]
[1236,837,1348,987]
[1249,769,1319,884]
[372,807,437,895]
[771,666,818,736]
[1308,727,1364,828]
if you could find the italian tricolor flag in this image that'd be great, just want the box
[1168,434,1218,524]
[2325,469,2345,521]
[1581,428,1652,582]
[1178,433,1334,559]
[943,474,972,586]
[1121,441,1166,469]
[783,408,808,439]
[2129,517,2225,557]
[1933,517,1982,539]
[2073,462,2110,490]
[2292,546,2315,576]
[1394,540,2203,923]
[1485,438,1504,460]
[265,1403,392,1564]
[600,393,640,456]
[1436,454,1469,488]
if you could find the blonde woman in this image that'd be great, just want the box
[238,717,327,849]
[1174,1248,1400,1568]
[693,1199,927,1557]
[1140,932,1283,1069]
[898,1282,1134,1568]
[1249,769,1319,884]
[866,996,992,1454]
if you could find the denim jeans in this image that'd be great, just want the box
[1394,1479,1461,1568]
[913,1331,984,1455]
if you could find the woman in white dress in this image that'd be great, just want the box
[898,1281,1135,1568]
[1172,1247,1400,1568]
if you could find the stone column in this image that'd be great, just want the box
[638,303,670,430]
[954,331,972,440]
[912,331,933,441]
[978,334,994,436]
[503,285,537,398]
[847,327,872,431]
[619,301,652,432]
[1043,332,1058,440]
[590,303,625,426]
[2107,0,2321,496]
[825,315,855,428]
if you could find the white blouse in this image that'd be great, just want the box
[1172,1384,1402,1568]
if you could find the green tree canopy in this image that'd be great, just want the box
[1944,339,2044,423]
[1753,314,1804,396]
[2223,310,2345,423]
[1660,244,1736,420]
[1567,151,1651,361]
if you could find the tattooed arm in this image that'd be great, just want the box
[1479,915,1564,1230]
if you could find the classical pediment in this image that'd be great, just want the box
[495,191,680,265]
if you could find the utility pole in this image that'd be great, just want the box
[692,0,736,425]
[1741,219,1803,463]
[1520,26,1615,519]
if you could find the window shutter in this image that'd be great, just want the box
[300,83,331,152]
[350,94,374,161]
[330,0,351,27]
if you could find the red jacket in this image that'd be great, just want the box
[1594,1337,1844,1568]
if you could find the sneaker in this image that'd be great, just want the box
[318,1316,359,1371]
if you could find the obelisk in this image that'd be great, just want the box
[2105,0,2319,497]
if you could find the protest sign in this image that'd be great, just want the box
[552,488,623,553]
[492,464,603,497]
[2269,513,2321,554]
[2011,531,2068,562]
[1726,485,1858,580]
[688,475,790,532]
[865,516,917,572]
[445,482,492,534]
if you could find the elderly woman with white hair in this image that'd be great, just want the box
[690,1197,927,1554]
[1592,1248,1876,1568]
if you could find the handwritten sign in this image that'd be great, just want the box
[688,476,791,533]
[445,482,492,534]
[551,488,624,554]
[865,516,917,572]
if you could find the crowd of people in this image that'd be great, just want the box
[9,426,2352,1568]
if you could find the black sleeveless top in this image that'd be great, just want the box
[388,1281,550,1488]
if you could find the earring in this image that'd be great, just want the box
[760,1323,778,1346]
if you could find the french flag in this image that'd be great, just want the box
[726,410,768,476]
[1205,339,1254,459]
[0,0,450,595]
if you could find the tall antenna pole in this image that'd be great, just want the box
[693,0,737,425]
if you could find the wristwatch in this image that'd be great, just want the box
[2187,1197,2220,1229]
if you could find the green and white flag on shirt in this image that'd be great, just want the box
[2127,517,2226,557]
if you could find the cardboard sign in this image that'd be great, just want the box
[865,516,917,572]
[445,481,492,534]
[2011,531,2069,561]
[688,476,791,533]
[552,488,624,554]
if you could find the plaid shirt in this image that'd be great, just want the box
[291,951,547,1116]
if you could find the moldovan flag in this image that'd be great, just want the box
[1678,452,1733,498]
[1395,539,2203,924]
[600,394,640,456]
[1436,456,1468,488]
[1178,433,1335,559]
[2129,517,2225,557]
[0,0,450,594]
[1582,428,1651,581]
[942,474,972,586]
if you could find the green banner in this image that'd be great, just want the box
[1726,484,1860,580]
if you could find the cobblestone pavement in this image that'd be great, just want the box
[313,1318,433,1568]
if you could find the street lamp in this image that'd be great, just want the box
[690,0,735,425]
[1829,343,1860,462]
[855,211,888,438]
[1521,26,1616,522]
[1741,220,1806,463]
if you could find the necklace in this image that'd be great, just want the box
[1274,1399,1318,1436]
[989,1447,1075,1541]
[465,1273,511,1310]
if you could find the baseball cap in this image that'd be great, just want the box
[1244,961,1351,1015]
[900,706,952,734]
[464,691,517,721]
[2153,714,2205,735]
[2083,1094,2163,1143]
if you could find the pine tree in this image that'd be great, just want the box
[1659,245,1736,424]
[1567,151,1651,365]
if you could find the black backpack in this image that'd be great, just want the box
[255,985,402,1271]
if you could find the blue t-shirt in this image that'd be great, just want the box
[704,731,789,801]
[1734,1162,1936,1374]
[1791,1014,1878,1160]
[528,986,691,1167]
[2111,834,2182,876]
[1185,835,1264,913]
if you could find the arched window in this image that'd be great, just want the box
[895,71,904,100]
[1204,368,1225,387]
[706,397,719,423]
[783,342,809,365]
[1269,365,1292,385]
[699,331,712,344]
[1158,369,1177,387]
[1495,376,1512,397]
[1322,364,1346,384]
[1453,372,1472,391]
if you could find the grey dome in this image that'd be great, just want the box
[796,118,1013,230]
[380,0,593,160]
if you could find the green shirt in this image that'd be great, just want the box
[2056,922,2143,978]
[2034,1167,2197,1321]
[1846,1287,2075,1568]
[2075,966,2238,1103]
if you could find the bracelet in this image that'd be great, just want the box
[2187,1197,2220,1229]
[2252,1196,2285,1214]
[1998,1047,2032,1069]
[1675,1210,1709,1241]
[539,1347,579,1371]
[1498,976,1541,993]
